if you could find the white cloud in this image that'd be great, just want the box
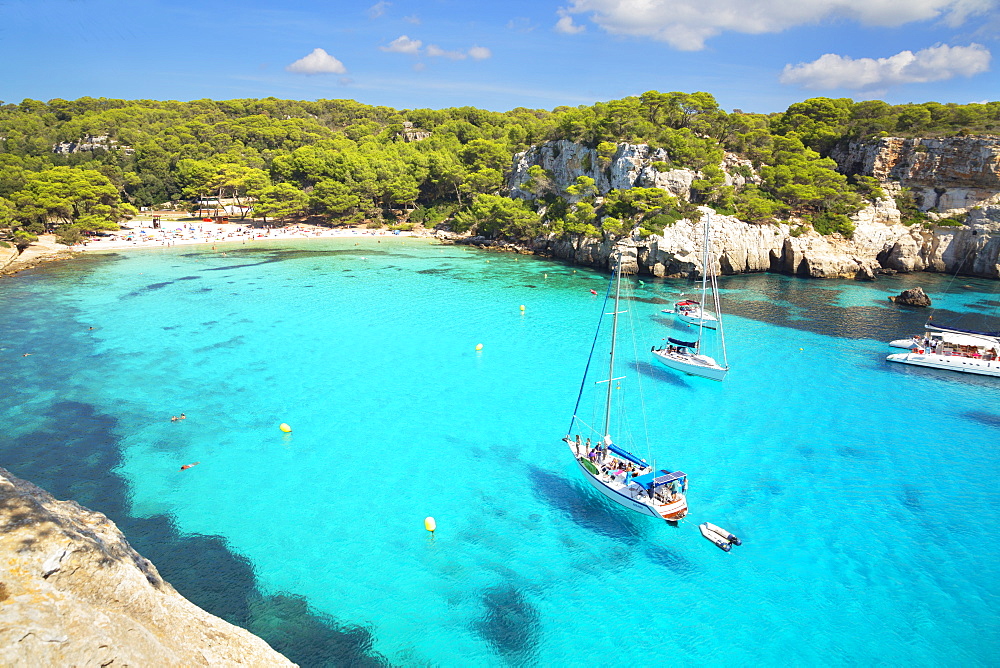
[403,14,421,24]
[507,17,537,32]
[780,43,992,90]
[286,48,347,75]
[380,35,422,54]
[555,8,586,34]
[562,0,997,51]
[427,44,467,60]
[413,62,426,72]
[367,1,390,19]
[468,46,492,60]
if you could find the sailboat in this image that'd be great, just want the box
[652,212,729,381]
[563,246,689,523]
[662,298,719,329]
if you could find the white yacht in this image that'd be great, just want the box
[887,329,1000,377]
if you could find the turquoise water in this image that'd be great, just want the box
[1,238,998,666]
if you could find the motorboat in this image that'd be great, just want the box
[700,523,732,552]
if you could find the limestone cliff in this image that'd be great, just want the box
[508,140,754,201]
[830,135,1000,214]
[530,209,1000,280]
[504,138,1000,279]
[0,466,295,667]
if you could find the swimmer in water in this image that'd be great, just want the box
[180,462,200,471]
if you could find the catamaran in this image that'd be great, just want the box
[652,212,729,381]
[887,323,1000,377]
[563,247,689,523]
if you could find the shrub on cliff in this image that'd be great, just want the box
[811,212,855,238]
[453,194,541,240]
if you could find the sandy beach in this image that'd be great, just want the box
[72,219,429,252]
[0,219,434,277]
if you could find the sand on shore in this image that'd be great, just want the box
[72,220,429,252]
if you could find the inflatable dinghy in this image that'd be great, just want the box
[700,523,732,552]
[703,522,741,546]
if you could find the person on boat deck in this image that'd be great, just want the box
[585,437,591,454]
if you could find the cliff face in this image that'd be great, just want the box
[535,211,1000,280]
[0,466,295,667]
[831,135,1000,214]
[508,140,754,201]
[506,138,1000,279]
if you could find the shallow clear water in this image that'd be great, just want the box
[1,238,997,666]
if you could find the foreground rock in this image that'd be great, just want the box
[0,235,76,277]
[0,466,295,667]
[889,287,932,307]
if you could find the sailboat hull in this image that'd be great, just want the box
[568,444,688,521]
[678,312,718,329]
[651,349,728,381]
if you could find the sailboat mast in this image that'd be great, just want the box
[603,253,623,442]
[697,212,710,346]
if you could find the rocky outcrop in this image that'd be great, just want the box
[532,208,1000,280]
[508,140,755,202]
[831,135,1000,214]
[889,287,932,307]
[0,244,17,272]
[503,138,1000,280]
[0,466,295,667]
[0,236,75,278]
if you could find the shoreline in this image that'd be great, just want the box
[1,221,436,277]
[74,220,433,252]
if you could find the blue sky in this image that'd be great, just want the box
[2,0,997,113]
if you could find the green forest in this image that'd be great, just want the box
[1,93,997,246]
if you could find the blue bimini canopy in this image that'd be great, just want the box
[668,337,697,348]
[607,444,648,468]
[631,470,686,489]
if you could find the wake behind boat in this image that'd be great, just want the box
[564,246,689,523]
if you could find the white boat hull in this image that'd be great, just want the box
[567,441,688,521]
[662,309,719,329]
[889,338,919,349]
[887,351,1000,377]
[652,348,728,381]
[678,311,717,329]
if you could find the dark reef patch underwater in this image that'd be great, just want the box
[0,287,388,668]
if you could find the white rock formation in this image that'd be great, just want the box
[507,138,1000,279]
[0,467,295,667]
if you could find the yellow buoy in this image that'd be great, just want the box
[475,343,484,351]
[279,423,292,433]
[519,305,525,311]
[424,516,436,532]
